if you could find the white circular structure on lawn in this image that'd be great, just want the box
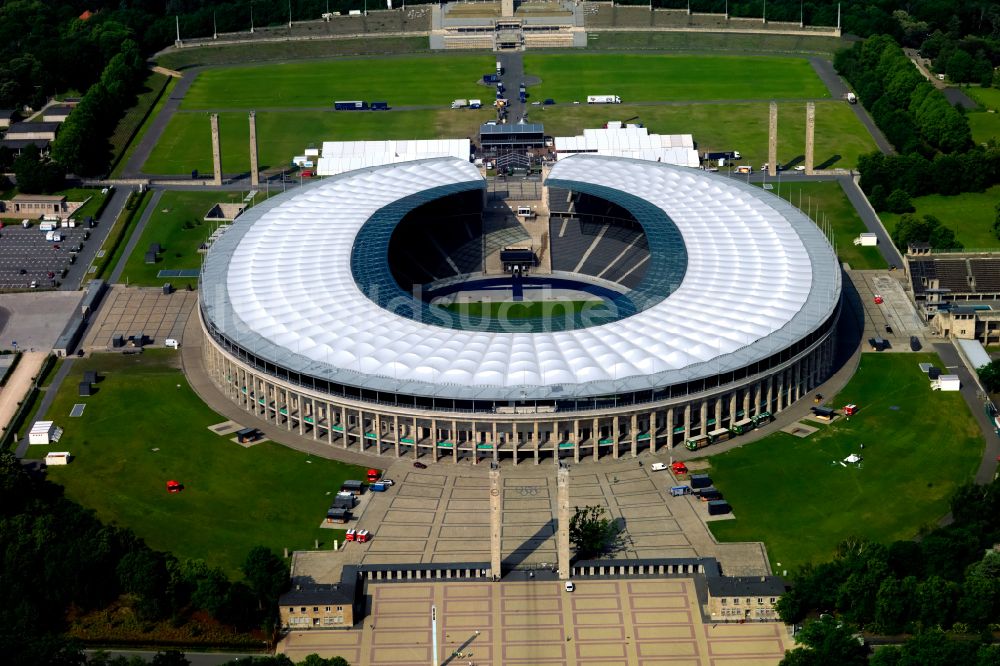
[199,155,841,463]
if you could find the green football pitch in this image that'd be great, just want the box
[708,353,982,570]
[523,54,831,103]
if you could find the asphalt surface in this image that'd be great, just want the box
[62,186,133,290]
[838,175,904,267]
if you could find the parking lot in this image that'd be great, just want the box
[0,223,92,290]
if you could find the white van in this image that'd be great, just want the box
[165,338,180,349]
[650,462,668,471]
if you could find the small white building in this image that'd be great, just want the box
[932,374,961,391]
[554,124,699,168]
[313,139,471,177]
[45,451,71,465]
[29,421,55,445]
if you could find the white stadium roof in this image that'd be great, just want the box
[316,139,470,176]
[201,155,840,401]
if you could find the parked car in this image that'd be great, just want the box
[909,336,921,351]
[873,294,883,304]
[885,324,893,334]
[650,463,668,471]
[413,461,427,469]
[380,479,395,486]
[565,582,575,592]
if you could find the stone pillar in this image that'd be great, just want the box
[489,465,502,579]
[210,113,222,186]
[768,101,778,177]
[805,102,816,176]
[557,465,571,581]
[249,111,260,188]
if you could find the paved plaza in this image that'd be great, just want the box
[81,285,197,350]
[281,579,793,665]
[850,269,926,349]
[0,224,91,290]
[337,462,770,576]
[0,291,86,351]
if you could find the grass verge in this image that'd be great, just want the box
[707,352,982,570]
[93,190,150,281]
[37,350,369,576]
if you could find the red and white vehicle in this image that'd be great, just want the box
[356,530,371,543]
[345,529,357,542]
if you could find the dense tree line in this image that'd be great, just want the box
[0,451,289,666]
[774,478,1000,665]
[88,651,351,666]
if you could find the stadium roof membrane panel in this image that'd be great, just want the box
[201,155,840,401]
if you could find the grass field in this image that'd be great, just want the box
[968,111,1000,145]
[60,187,109,220]
[880,185,1000,250]
[708,353,982,570]
[441,299,602,320]
[762,181,885,270]
[523,55,830,103]
[966,86,1000,110]
[142,108,493,174]
[119,190,261,286]
[182,55,495,109]
[143,101,873,176]
[36,351,368,577]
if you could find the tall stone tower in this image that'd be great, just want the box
[557,465,570,580]
[249,111,260,188]
[210,113,222,186]
[805,102,816,176]
[768,102,778,177]
[489,464,502,579]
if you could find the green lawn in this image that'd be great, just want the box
[880,185,1000,250]
[142,108,493,175]
[966,86,1000,111]
[708,353,983,571]
[442,299,601,320]
[36,351,369,577]
[761,181,885,270]
[119,190,261,286]
[523,55,830,103]
[968,111,1000,145]
[182,55,495,109]
[61,187,109,220]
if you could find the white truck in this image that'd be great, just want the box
[469,99,482,109]
[451,99,468,109]
[496,60,502,75]
[853,233,878,246]
[587,95,621,104]
[847,92,857,104]
[931,374,960,391]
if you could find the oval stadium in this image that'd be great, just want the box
[199,154,842,463]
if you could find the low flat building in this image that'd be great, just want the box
[905,247,1000,343]
[479,122,545,153]
[5,122,59,141]
[10,194,67,216]
[706,575,785,621]
[0,138,50,156]
[42,105,73,123]
[279,582,356,630]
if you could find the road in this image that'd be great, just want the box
[809,57,895,155]
[62,186,133,290]
[121,71,200,179]
[838,175,903,267]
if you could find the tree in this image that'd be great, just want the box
[241,546,289,612]
[299,655,350,666]
[780,616,868,666]
[568,505,620,559]
[885,189,914,213]
[12,144,64,194]
[151,651,190,666]
[977,359,1000,392]
[993,203,1000,241]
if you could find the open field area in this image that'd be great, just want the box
[968,111,1000,145]
[33,351,368,576]
[143,101,873,175]
[761,180,885,270]
[182,55,494,109]
[143,108,492,174]
[441,299,600,320]
[538,101,875,170]
[881,185,1000,250]
[708,353,982,570]
[966,86,1000,110]
[523,54,830,102]
[119,190,264,286]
